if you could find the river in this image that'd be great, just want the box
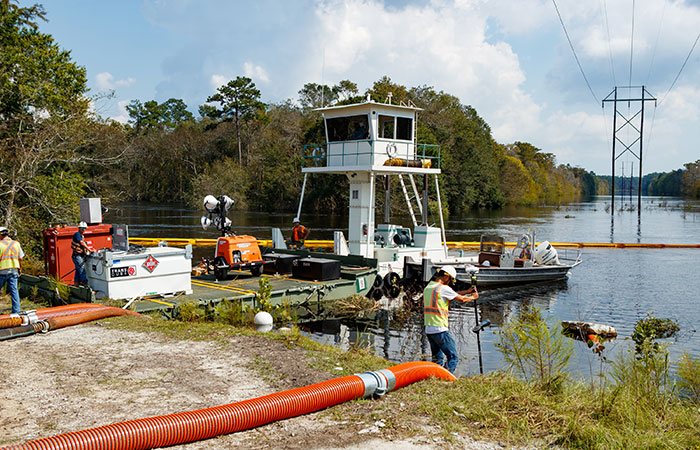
[104,196,700,377]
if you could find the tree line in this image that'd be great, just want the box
[3,1,607,258]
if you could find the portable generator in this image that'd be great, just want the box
[200,194,265,280]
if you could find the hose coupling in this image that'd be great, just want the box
[32,320,50,333]
[356,369,397,399]
[14,310,39,325]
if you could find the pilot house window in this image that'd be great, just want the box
[326,115,370,142]
[396,117,412,140]
[378,115,413,141]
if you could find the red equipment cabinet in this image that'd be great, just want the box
[43,225,113,285]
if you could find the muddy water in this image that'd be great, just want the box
[104,196,700,377]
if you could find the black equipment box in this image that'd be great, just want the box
[291,257,341,281]
[263,253,300,275]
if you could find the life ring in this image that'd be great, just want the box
[312,147,325,160]
[386,143,398,158]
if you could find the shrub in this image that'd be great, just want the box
[495,305,573,392]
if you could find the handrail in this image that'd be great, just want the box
[302,141,441,169]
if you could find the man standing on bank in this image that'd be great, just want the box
[423,265,479,374]
[71,222,93,287]
[0,226,24,314]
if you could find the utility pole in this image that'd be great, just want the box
[602,86,656,213]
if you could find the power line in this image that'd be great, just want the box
[645,0,667,85]
[601,0,616,86]
[659,31,700,106]
[628,0,635,88]
[551,0,600,104]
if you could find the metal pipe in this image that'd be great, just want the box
[434,174,448,257]
[4,362,454,450]
[296,173,308,221]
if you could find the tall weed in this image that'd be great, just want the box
[677,351,700,404]
[495,306,573,392]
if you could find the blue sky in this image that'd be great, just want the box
[36,0,700,175]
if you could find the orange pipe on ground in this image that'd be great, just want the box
[0,304,136,329]
[0,316,23,329]
[45,308,138,330]
[2,362,453,450]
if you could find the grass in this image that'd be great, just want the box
[101,314,700,449]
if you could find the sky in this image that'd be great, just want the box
[34,0,700,175]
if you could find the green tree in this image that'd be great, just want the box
[126,98,194,132]
[333,79,358,102]
[0,1,110,253]
[204,76,264,165]
[368,76,409,105]
[298,83,336,109]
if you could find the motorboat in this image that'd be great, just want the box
[455,231,582,287]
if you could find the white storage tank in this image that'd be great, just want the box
[86,245,193,299]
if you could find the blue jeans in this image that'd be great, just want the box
[0,270,21,314]
[427,330,459,374]
[72,254,88,284]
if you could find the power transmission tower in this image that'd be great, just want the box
[602,86,656,213]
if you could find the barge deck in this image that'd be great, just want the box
[18,251,378,320]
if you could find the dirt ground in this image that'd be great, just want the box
[0,319,508,449]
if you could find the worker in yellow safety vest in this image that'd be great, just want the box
[0,226,24,314]
[423,265,478,374]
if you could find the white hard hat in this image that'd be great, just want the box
[292,217,300,223]
[78,221,88,229]
[0,227,8,235]
[439,265,457,280]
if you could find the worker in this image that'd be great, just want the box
[0,226,24,314]
[71,222,93,287]
[288,218,310,249]
[423,265,479,374]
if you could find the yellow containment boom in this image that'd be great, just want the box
[128,237,700,249]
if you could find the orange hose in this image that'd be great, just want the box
[0,305,137,330]
[0,304,111,322]
[45,308,138,330]
[0,317,23,329]
[3,362,454,450]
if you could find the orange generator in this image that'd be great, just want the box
[212,235,264,280]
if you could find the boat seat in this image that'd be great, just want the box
[478,252,500,267]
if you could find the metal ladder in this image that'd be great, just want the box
[398,174,423,227]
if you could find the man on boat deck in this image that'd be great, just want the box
[0,226,24,314]
[288,218,309,249]
[424,266,478,374]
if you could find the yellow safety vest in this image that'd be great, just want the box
[0,239,21,270]
[424,281,449,328]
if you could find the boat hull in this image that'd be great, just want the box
[458,264,575,287]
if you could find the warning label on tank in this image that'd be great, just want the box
[142,255,159,273]
[111,266,137,278]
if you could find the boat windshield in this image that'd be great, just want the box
[480,235,504,254]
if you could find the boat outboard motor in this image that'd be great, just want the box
[534,241,560,265]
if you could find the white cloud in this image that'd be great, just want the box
[309,0,540,144]
[95,72,136,91]
[210,74,228,90]
[243,62,270,84]
[109,100,131,124]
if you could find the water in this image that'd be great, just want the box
[104,196,700,377]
